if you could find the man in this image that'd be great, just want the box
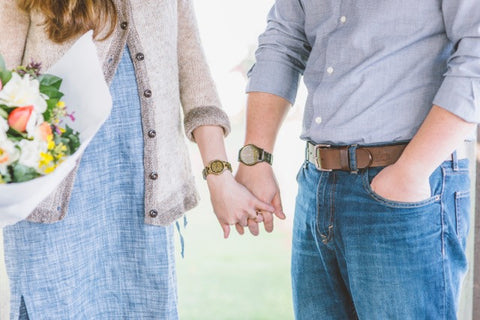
[235,1,480,319]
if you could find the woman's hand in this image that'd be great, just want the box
[370,163,431,203]
[206,172,275,238]
[235,162,286,236]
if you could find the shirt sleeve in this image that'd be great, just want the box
[0,0,30,69]
[177,0,231,142]
[246,0,311,105]
[432,0,480,123]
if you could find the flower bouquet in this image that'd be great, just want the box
[0,31,112,227]
[0,58,80,183]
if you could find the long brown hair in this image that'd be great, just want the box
[17,0,117,43]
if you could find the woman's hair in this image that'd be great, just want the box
[17,0,117,43]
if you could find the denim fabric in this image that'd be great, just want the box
[3,47,178,319]
[292,158,470,319]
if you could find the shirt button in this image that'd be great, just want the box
[120,22,128,30]
[340,16,347,23]
[144,89,152,98]
[149,209,158,218]
[327,67,334,74]
[136,53,145,61]
[149,172,158,180]
[315,116,322,124]
[148,129,157,138]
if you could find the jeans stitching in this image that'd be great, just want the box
[324,173,336,244]
[454,190,470,238]
[440,166,447,319]
[315,171,326,243]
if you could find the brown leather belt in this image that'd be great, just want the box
[306,141,468,172]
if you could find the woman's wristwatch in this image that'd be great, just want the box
[202,160,232,180]
[238,144,273,166]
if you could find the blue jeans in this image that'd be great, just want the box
[292,158,471,319]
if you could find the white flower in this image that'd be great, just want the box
[17,139,47,171]
[0,72,47,113]
[26,111,45,139]
[0,117,8,134]
[0,133,20,174]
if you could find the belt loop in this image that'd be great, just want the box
[348,145,358,173]
[452,150,459,171]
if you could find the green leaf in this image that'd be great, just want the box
[7,127,29,141]
[38,74,62,89]
[0,69,12,86]
[0,171,12,184]
[40,85,64,100]
[0,108,7,119]
[0,54,5,71]
[42,98,59,122]
[57,125,81,154]
[11,163,41,182]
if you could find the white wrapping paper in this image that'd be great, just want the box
[0,31,112,227]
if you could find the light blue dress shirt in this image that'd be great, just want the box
[247,0,480,145]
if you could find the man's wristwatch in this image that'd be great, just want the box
[238,144,273,166]
[202,160,232,180]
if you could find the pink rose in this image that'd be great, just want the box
[8,105,33,132]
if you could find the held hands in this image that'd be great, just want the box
[206,171,274,238]
[235,162,286,236]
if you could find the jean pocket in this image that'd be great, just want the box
[362,169,440,209]
[455,190,471,242]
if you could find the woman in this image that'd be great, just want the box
[0,0,271,318]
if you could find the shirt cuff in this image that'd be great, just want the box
[183,106,231,142]
[433,77,480,123]
[246,60,301,105]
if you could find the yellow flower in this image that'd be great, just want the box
[39,152,54,168]
[47,136,55,150]
[56,101,66,109]
[43,166,56,174]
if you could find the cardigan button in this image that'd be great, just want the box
[120,22,128,30]
[147,130,156,138]
[144,89,152,98]
[136,52,145,61]
[149,172,158,180]
[149,209,158,218]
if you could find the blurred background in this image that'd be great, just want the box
[3,1,477,319]
[1,0,308,319]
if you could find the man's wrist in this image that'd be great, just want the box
[238,144,273,166]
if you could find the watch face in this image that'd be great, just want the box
[239,145,260,165]
[210,160,225,173]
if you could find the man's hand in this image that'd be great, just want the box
[370,105,476,204]
[370,162,431,203]
[235,162,286,236]
[207,172,274,239]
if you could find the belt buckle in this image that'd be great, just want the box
[313,144,332,171]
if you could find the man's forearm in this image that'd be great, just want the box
[243,92,291,153]
[396,105,476,177]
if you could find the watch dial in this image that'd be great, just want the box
[211,160,225,173]
[240,145,259,165]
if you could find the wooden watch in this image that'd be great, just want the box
[202,160,232,180]
[238,144,273,166]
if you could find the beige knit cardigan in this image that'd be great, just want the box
[0,0,230,226]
